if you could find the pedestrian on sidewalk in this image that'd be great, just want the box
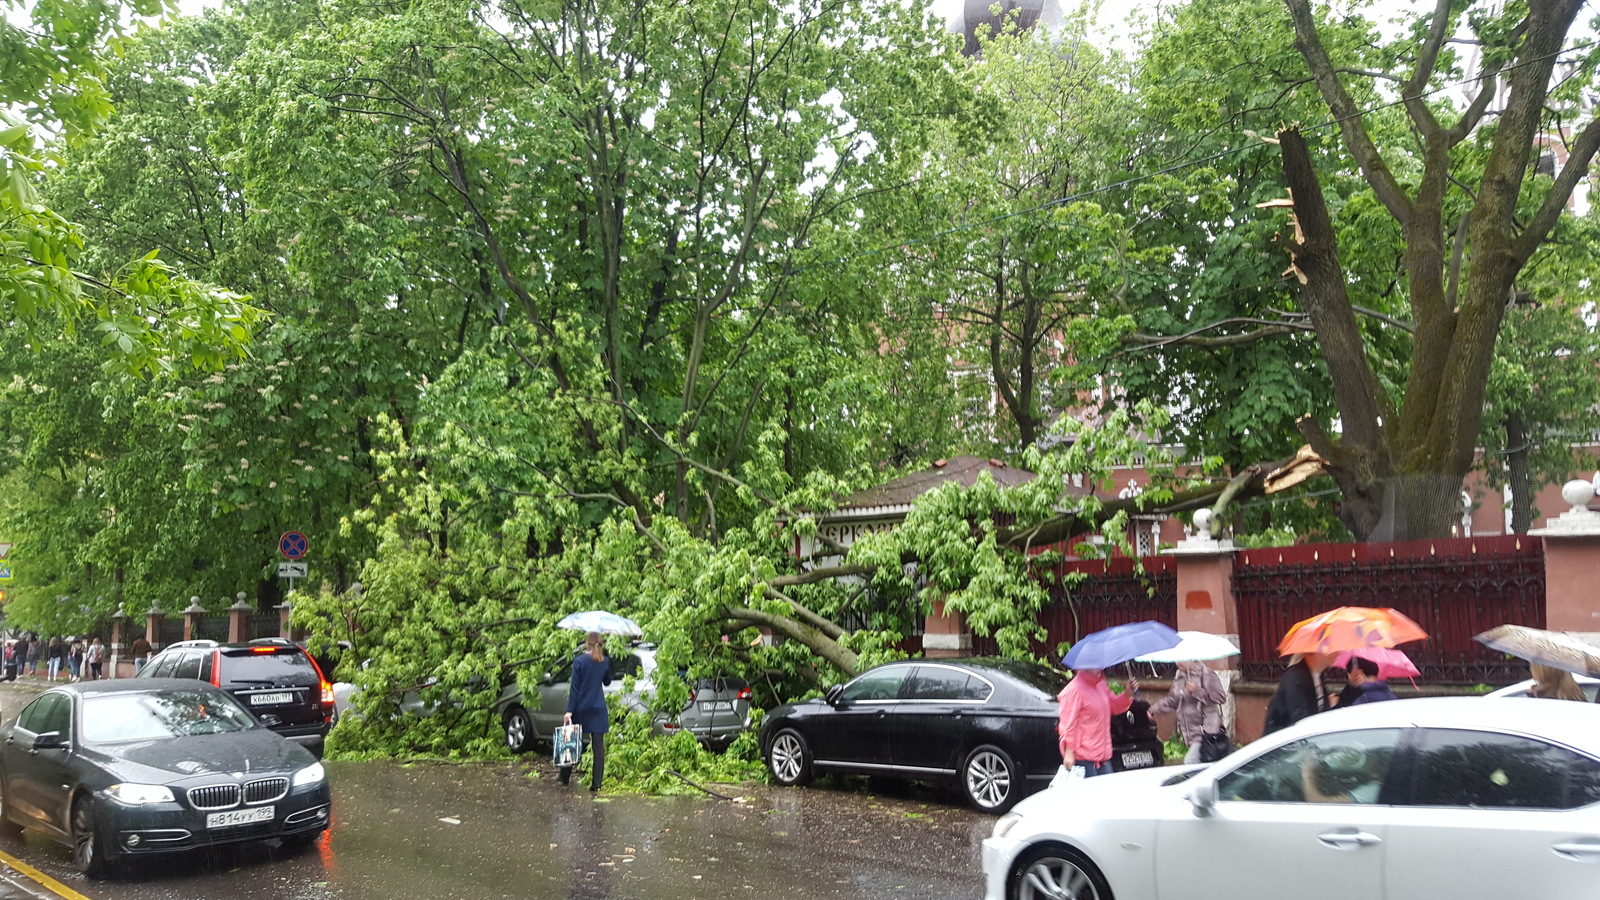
[130,634,152,675]
[1057,667,1140,777]
[46,636,63,681]
[85,637,105,680]
[1263,652,1335,735]
[67,637,84,682]
[1147,661,1228,764]
[24,636,39,677]
[2,641,16,682]
[1339,655,1398,706]
[560,631,612,792]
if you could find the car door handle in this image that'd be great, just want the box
[1317,831,1382,849]
[1551,842,1600,860]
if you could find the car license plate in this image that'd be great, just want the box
[699,700,734,712]
[250,692,294,706]
[1122,750,1154,768]
[206,806,275,829]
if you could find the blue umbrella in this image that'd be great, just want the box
[556,610,643,636]
[1063,621,1181,670]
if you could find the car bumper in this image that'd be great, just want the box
[980,833,1024,900]
[98,783,333,857]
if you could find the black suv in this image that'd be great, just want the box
[136,638,334,755]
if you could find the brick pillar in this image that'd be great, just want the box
[1531,480,1600,641]
[146,604,165,650]
[1165,517,1241,736]
[182,597,206,642]
[922,598,970,658]
[228,593,253,643]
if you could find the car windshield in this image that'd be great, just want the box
[82,689,259,742]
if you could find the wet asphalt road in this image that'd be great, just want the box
[0,680,990,900]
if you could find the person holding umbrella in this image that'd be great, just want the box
[1058,622,1177,777]
[1266,606,1428,735]
[561,631,613,791]
[1336,655,1398,706]
[1148,661,1229,763]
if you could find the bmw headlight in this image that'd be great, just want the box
[992,811,1023,840]
[292,762,326,787]
[105,783,174,805]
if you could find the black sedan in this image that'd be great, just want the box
[0,679,332,877]
[760,658,1159,813]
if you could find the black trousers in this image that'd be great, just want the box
[558,732,606,789]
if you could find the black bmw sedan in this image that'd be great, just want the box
[761,658,1124,813]
[0,679,332,877]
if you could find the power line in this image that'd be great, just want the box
[795,36,1600,275]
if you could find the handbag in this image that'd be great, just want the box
[553,723,584,767]
[1198,730,1231,763]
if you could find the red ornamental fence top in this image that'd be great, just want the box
[1232,534,1544,685]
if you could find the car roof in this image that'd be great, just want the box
[1275,695,1600,749]
[42,678,226,697]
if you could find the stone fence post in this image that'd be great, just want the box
[182,597,206,642]
[228,593,253,643]
[1531,479,1600,642]
[1165,509,1246,739]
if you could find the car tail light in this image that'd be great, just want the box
[737,686,752,701]
[249,646,279,653]
[211,651,221,687]
[320,680,335,706]
[303,652,336,711]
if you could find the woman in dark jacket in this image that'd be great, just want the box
[561,631,613,791]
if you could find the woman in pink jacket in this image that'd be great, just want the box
[1057,668,1139,776]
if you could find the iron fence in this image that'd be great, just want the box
[250,613,282,640]
[158,619,185,648]
[1232,535,1544,685]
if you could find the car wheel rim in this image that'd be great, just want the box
[967,750,1011,809]
[771,734,802,782]
[1019,856,1098,900]
[506,714,526,748]
[72,804,94,871]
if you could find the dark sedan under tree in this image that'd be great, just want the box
[760,658,1163,813]
[0,679,333,877]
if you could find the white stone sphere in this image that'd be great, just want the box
[1561,479,1594,509]
[1192,508,1212,534]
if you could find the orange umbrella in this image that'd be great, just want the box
[1278,606,1428,656]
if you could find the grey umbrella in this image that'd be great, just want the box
[1475,624,1600,677]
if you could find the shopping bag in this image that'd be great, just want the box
[553,723,584,767]
[1049,764,1086,789]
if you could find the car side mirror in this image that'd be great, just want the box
[1187,774,1218,817]
[824,684,844,706]
[32,731,64,750]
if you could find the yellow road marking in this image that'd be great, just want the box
[0,848,94,900]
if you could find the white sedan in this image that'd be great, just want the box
[982,697,1600,900]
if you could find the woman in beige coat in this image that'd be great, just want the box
[1149,661,1228,763]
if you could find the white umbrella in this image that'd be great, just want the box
[1135,631,1240,663]
[1476,624,1600,677]
[555,610,643,636]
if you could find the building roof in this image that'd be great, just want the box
[831,455,1037,519]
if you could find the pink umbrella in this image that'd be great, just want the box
[1335,647,1420,681]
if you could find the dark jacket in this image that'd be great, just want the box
[130,637,152,658]
[1348,679,1398,705]
[1263,660,1325,735]
[565,652,613,735]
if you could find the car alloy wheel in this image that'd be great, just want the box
[503,707,535,753]
[71,797,112,879]
[963,745,1018,812]
[766,729,814,786]
[1010,845,1110,900]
